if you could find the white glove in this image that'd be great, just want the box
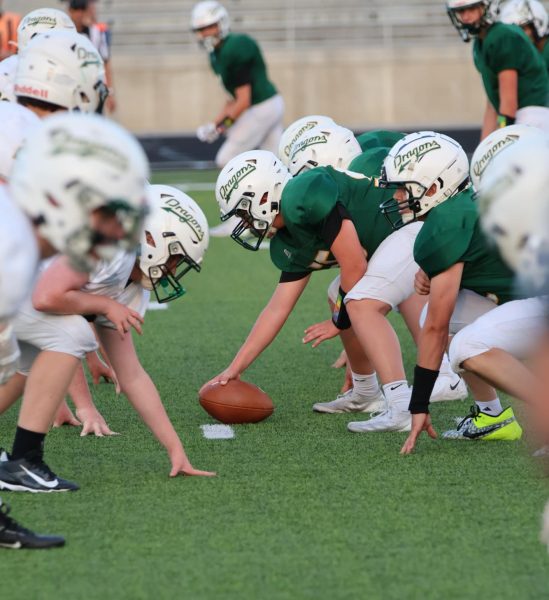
[0,322,20,385]
[541,499,549,552]
[196,122,220,143]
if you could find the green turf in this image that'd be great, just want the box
[1,170,548,599]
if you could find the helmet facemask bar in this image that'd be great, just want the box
[377,168,429,230]
[221,194,271,251]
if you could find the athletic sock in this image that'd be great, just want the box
[11,427,46,461]
[351,371,380,397]
[382,380,411,411]
[475,397,503,416]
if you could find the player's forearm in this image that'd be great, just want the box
[123,370,183,453]
[417,322,448,371]
[33,288,112,317]
[498,69,518,120]
[481,102,498,140]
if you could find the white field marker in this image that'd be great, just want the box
[146,301,169,311]
[200,424,235,440]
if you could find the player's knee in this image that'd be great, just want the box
[449,327,489,373]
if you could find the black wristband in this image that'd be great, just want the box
[332,286,351,330]
[408,365,439,414]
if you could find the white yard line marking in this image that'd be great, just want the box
[200,424,235,439]
[146,301,169,311]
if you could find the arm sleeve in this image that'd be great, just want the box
[321,203,352,247]
[279,271,310,283]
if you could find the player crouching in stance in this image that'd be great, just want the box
[0,184,215,495]
[377,131,547,453]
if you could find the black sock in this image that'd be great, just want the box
[11,427,46,461]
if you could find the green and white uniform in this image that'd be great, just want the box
[209,33,284,167]
[540,39,549,74]
[473,23,549,131]
[412,189,546,374]
[270,155,422,309]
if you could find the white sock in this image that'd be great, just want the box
[382,380,411,411]
[351,371,380,397]
[475,397,503,415]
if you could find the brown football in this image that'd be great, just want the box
[199,380,274,424]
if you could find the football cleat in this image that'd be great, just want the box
[430,372,468,403]
[313,388,385,414]
[0,500,65,549]
[0,454,79,493]
[442,405,522,440]
[347,407,411,433]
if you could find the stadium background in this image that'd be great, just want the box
[6,0,507,166]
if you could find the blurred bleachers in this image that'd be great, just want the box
[10,0,462,54]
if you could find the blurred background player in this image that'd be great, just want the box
[0,0,19,60]
[191,0,284,236]
[66,0,115,113]
[500,0,549,72]
[447,0,549,138]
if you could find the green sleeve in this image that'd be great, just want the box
[414,209,476,279]
[485,27,531,73]
[283,171,339,227]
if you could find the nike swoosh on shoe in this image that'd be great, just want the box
[21,466,59,489]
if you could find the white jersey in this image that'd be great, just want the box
[0,55,17,102]
[0,102,40,181]
[0,185,38,320]
[83,249,137,300]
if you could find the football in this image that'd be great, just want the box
[199,379,274,424]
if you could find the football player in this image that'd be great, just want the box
[191,0,284,236]
[284,124,467,418]
[447,0,549,137]
[500,0,549,72]
[376,131,545,453]
[0,111,148,548]
[0,184,215,495]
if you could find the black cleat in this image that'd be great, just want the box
[0,501,65,549]
[0,453,79,493]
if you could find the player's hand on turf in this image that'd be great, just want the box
[86,351,121,394]
[414,269,431,295]
[76,407,119,437]
[105,300,144,339]
[400,413,437,455]
[169,453,216,477]
[196,122,220,143]
[53,400,81,428]
[303,319,340,348]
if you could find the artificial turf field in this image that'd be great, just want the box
[1,168,549,599]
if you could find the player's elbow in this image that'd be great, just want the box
[32,289,64,313]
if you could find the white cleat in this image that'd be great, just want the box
[313,388,385,414]
[347,407,411,433]
[430,372,468,403]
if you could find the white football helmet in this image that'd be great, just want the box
[9,112,149,272]
[215,150,291,250]
[0,55,17,102]
[500,0,548,39]
[447,0,501,41]
[288,125,361,176]
[470,124,545,190]
[17,8,76,53]
[278,115,336,166]
[379,131,470,229]
[139,185,209,303]
[0,102,40,181]
[15,30,107,114]
[478,135,549,291]
[191,1,230,52]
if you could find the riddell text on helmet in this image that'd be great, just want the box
[14,84,49,99]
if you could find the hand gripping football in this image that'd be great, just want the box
[199,380,274,424]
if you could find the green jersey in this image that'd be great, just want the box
[270,165,393,274]
[473,23,549,110]
[356,130,405,154]
[210,33,277,105]
[350,132,405,178]
[541,39,549,75]
[413,189,520,304]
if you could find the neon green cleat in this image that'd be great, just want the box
[442,405,522,440]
